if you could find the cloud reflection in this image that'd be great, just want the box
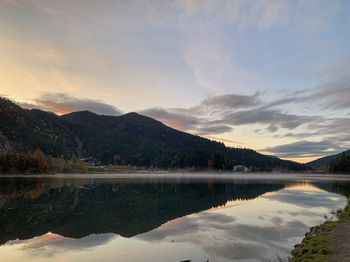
[6,233,115,257]
[137,183,346,261]
[1,183,347,262]
[263,188,341,208]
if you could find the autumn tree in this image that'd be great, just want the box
[33,149,48,173]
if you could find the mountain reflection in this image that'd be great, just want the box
[1,176,350,262]
[0,177,286,244]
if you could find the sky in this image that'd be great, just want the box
[1,0,350,163]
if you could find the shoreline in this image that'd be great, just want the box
[292,200,350,261]
[0,172,350,182]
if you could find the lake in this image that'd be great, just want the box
[0,173,350,262]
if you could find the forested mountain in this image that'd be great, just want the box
[307,149,350,170]
[0,97,306,171]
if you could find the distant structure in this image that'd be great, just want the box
[233,165,250,173]
[80,157,98,166]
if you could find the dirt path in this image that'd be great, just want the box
[328,221,350,262]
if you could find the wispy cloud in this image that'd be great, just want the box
[141,93,261,135]
[33,47,68,66]
[20,93,122,116]
[140,107,200,131]
[141,91,317,135]
[312,84,350,111]
[224,108,311,130]
[226,0,291,29]
[142,81,350,158]
[263,140,344,158]
[199,92,260,111]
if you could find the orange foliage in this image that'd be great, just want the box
[33,149,48,173]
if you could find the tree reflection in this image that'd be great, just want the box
[0,177,286,244]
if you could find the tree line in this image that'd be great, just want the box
[328,153,350,174]
[0,150,47,173]
[0,150,89,174]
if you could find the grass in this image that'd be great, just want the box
[292,200,350,262]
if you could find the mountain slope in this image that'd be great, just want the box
[61,111,229,167]
[0,97,307,171]
[307,149,350,169]
[0,98,79,158]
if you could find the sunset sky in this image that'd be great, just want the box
[1,0,350,163]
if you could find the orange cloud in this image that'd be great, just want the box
[19,92,122,116]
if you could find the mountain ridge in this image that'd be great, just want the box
[0,97,306,171]
[307,149,350,169]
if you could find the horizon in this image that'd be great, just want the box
[1,0,350,163]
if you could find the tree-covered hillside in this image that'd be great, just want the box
[328,153,350,174]
[307,149,350,171]
[0,97,307,172]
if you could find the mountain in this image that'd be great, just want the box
[307,149,350,169]
[0,97,307,171]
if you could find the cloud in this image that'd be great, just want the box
[199,92,260,111]
[266,124,279,133]
[311,118,350,146]
[141,92,261,135]
[264,188,345,208]
[140,107,233,135]
[179,0,216,15]
[140,107,199,131]
[195,125,233,136]
[138,211,235,242]
[258,0,291,28]
[280,59,350,112]
[141,83,350,158]
[137,184,338,261]
[20,93,122,116]
[7,233,115,257]
[264,140,344,158]
[1,0,349,162]
[178,0,293,29]
[226,0,291,29]
[295,0,341,32]
[312,84,350,111]
[224,108,310,130]
[255,81,350,114]
[37,0,334,32]
[141,92,317,137]
[275,117,350,153]
[138,183,345,261]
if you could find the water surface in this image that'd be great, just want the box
[0,173,349,261]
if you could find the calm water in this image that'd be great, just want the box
[0,174,350,262]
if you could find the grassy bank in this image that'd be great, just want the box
[292,199,350,262]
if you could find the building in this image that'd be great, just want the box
[233,165,250,173]
[80,157,98,166]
